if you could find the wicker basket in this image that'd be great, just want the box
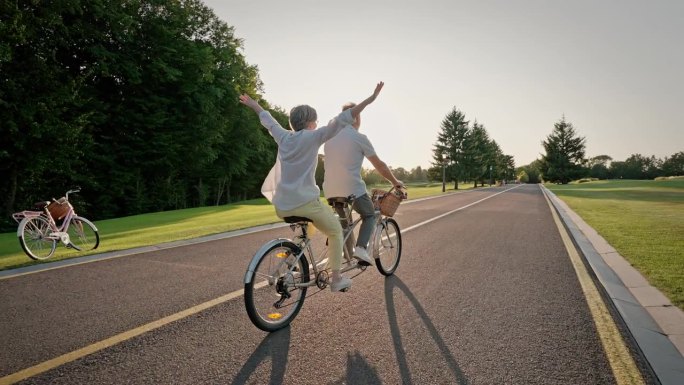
[371,188,403,217]
[47,198,69,221]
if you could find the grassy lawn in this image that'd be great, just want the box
[0,182,471,271]
[546,179,684,310]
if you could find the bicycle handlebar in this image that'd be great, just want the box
[65,187,81,201]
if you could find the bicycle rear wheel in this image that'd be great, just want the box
[375,218,402,276]
[67,216,99,251]
[18,216,57,260]
[244,241,310,332]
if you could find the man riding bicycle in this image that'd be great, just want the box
[323,101,404,266]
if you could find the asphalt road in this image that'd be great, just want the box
[0,185,646,384]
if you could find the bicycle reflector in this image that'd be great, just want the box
[268,313,283,320]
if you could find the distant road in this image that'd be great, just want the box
[0,184,649,384]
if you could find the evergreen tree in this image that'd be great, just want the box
[540,117,586,184]
[464,121,491,187]
[432,108,469,189]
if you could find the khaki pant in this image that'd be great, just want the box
[276,199,343,271]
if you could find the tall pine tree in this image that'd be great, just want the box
[432,108,470,190]
[540,116,586,184]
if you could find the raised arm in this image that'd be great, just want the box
[349,82,384,121]
[239,94,289,143]
[239,94,265,114]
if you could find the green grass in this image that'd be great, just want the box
[0,182,472,271]
[546,179,684,310]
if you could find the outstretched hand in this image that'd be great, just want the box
[239,94,264,113]
[371,81,384,100]
[350,81,385,119]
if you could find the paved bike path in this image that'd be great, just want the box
[0,184,681,384]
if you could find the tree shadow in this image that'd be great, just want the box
[384,275,469,385]
[230,326,291,385]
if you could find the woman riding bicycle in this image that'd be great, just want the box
[239,82,384,292]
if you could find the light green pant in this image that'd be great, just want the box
[276,199,343,271]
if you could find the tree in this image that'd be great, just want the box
[662,151,684,176]
[432,108,469,189]
[0,0,95,225]
[587,155,612,180]
[619,154,662,179]
[408,166,428,182]
[517,159,543,184]
[463,121,491,187]
[540,116,586,184]
[609,161,628,179]
[0,0,277,227]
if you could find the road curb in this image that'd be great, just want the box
[541,185,684,385]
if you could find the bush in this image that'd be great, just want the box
[577,178,599,183]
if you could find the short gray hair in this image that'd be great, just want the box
[289,105,317,131]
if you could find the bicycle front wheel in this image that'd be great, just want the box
[244,241,310,332]
[375,218,402,276]
[18,216,57,260]
[67,216,99,251]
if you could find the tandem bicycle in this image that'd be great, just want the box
[243,187,406,332]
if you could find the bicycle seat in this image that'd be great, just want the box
[327,195,355,207]
[33,201,49,210]
[283,216,312,224]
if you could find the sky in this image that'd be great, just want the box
[203,0,683,170]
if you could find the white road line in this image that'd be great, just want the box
[402,185,523,234]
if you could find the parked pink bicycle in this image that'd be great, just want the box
[12,188,99,260]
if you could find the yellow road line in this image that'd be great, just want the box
[0,289,244,385]
[543,189,645,385]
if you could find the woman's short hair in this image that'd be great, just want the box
[289,105,317,131]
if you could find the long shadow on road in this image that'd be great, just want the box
[230,327,291,385]
[385,275,469,385]
[229,275,469,384]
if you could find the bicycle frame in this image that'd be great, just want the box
[243,193,403,331]
[16,205,73,240]
[12,189,83,248]
[244,200,378,290]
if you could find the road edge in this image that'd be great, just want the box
[541,185,684,385]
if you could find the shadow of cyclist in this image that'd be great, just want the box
[326,351,382,385]
[230,326,290,385]
[384,275,469,385]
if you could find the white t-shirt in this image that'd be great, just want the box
[322,125,376,198]
[259,109,353,211]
